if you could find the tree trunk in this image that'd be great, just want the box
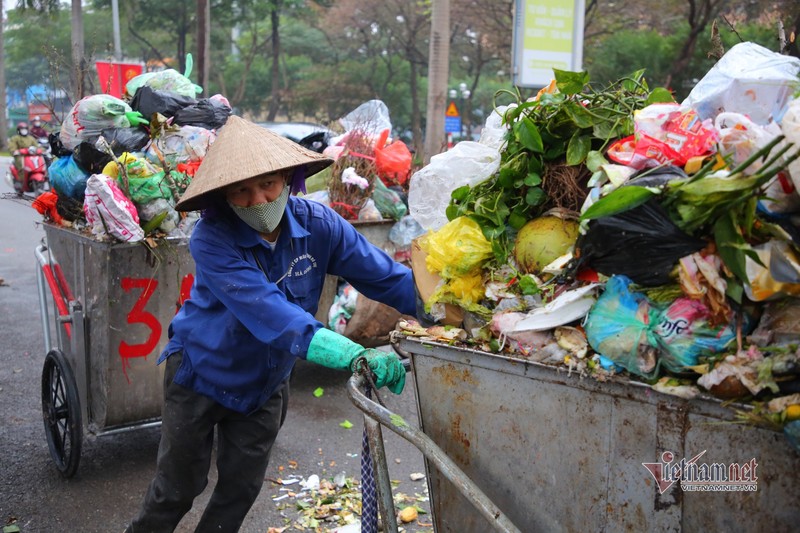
[0,0,8,150]
[410,61,423,158]
[424,0,450,164]
[267,1,282,121]
[71,0,85,100]
[196,0,211,94]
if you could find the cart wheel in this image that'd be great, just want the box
[41,349,82,478]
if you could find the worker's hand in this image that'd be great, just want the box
[307,328,406,394]
[356,349,406,394]
[12,150,19,156]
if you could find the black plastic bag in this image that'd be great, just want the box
[130,86,197,120]
[173,99,231,130]
[575,199,706,286]
[72,142,113,175]
[48,132,72,158]
[100,127,151,155]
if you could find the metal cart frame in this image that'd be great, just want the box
[35,224,194,477]
[349,335,800,532]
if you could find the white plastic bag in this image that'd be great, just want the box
[683,42,800,125]
[339,100,393,138]
[146,125,217,168]
[61,95,140,150]
[479,104,513,151]
[408,141,501,231]
[715,111,799,213]
[357,198,383,221]
[83,174,144,243]
[782,98,800,195]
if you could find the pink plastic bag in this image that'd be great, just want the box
[83,174,144,242]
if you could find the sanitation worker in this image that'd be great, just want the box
[125,115,415,532]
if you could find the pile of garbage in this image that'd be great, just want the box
[405,42,800,449]
[31,58,230,243]
[304,100,413,223]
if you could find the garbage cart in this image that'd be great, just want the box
[35,224,195,477]
[350,335,800,532]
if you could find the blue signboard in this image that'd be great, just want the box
[444,116,462,134]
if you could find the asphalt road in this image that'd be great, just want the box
[0,159,432,533]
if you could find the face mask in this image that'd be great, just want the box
[19,129,28,136]
[228,186,290,234]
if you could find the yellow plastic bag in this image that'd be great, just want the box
[419,216,493,279]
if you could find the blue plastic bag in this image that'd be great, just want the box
[49,155,90,201]
[585,276,741,377]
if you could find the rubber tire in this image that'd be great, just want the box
[41,349,82,478]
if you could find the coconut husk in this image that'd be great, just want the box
[542,161,591,212]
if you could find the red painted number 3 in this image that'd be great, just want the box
[119,277,162,378]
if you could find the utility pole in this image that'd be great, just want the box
[423,0,450,164]
[71,0,86,100]
[0,0,8,150]
[196,0,211,94]
[111,0,122,60]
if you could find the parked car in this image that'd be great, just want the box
[257,122,333,153]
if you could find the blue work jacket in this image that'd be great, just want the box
[161,196,416,413]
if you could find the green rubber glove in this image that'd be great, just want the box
[307,328,406,394]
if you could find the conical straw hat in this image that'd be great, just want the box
[175,115,333,211]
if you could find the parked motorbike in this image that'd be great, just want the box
[5,146,50,196]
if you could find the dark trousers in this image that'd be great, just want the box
[127,352,289,533]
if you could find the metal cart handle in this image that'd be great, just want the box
[347,367,522,533]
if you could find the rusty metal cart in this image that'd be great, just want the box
[349,335,800,532]
[35,224,194,478]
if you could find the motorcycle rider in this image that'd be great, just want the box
[30,116,49,140]
[8,122,39,173]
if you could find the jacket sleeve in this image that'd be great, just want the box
[324,213,417,316]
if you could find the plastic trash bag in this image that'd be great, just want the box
[328,283,359,334]
[745,240,800,301]
[49,155,90,201]
[372,177,407,220]
[146,125,216,169]
[408,141,501,231]
[32,191,64,224]
[130,85,197,120]
[100,127,152,156]
[420,216,493,280]
[715,112,799,213]
[83,174,144,243]
[124,59,203,100]
[102,153,173,204]
[585,276,739,378]
[138,198,180,233]
[389,215,426,249]
[72,142,113,175]
[173,97,232,130]
[782,98,800,195]
[48,132,72,158]
[479,104,513,151]
[374,132,412,187]
[339,100,392,138]
[357,198,383,221]
[61,94,147,150]
[683,41,800,125]
[576,199,706,286]
[607,104,717,169]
